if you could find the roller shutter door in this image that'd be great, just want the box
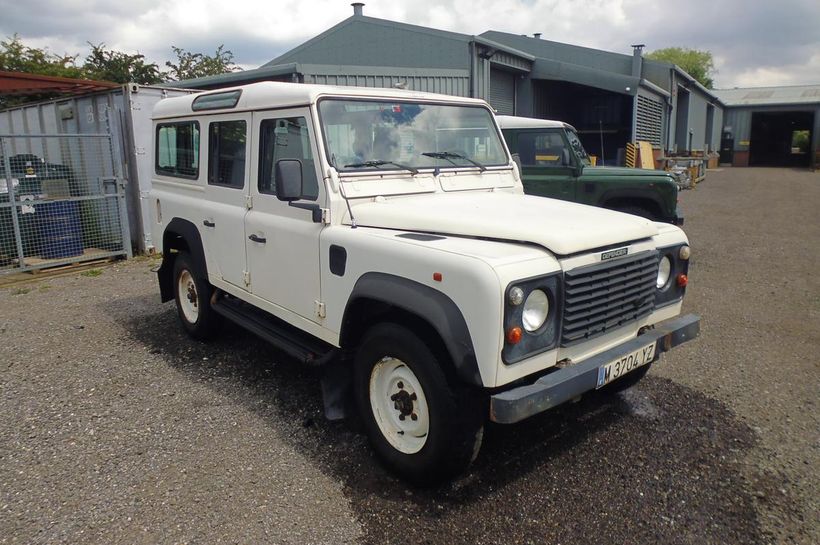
[490,69,516,115]
[635,95,664,146]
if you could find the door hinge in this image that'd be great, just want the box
[314,300,326,319]
[321,208,330,224]
[245,195,253,209]
[243,270,250,287]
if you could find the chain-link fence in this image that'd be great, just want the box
[0,134,130,274]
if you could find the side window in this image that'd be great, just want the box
[258,117,319,201]
[208,120,247,188]
[518,131,571,167]
[156,121,199,178]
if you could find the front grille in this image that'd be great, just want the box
[561,251,659,346]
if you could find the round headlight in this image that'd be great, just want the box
[522,289,549,332]
[509,286,525,306]
[679,245,691,260]
[657,256,672,289]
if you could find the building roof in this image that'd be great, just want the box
[152,80,491,118]
[0,70,119,96]
[265,15,533,68]
[712,84,820,107]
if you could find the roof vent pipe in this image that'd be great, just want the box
[631,43,645,79]
[533,33,542,39]
[351,2,364,16]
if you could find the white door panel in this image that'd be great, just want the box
[202,113,252,288]
[246,108,325,322]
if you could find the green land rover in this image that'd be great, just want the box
[497,115,683,225]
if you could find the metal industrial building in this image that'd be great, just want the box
[173,3,724,165]
[712,85,820,169]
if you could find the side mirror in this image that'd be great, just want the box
[511,153,522,171]
[275,159,304,202]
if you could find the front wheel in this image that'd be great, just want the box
[172,252,222,340]
[354,323,484,485]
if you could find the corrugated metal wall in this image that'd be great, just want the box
[304,72,470,96]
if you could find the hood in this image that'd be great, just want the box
[582,166,673,179]
[348,192,659,256]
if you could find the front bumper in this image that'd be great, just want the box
[489,314,700,424]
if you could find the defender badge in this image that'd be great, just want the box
[601,247,628,261]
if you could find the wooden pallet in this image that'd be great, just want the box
[19,248,113,273]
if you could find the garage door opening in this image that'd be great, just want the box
[532,80,632,166]
[749,111,814,167]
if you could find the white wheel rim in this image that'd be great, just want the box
[369,356,430,454]
[178,269,199,323]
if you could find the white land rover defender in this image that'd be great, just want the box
[151,82,699,484]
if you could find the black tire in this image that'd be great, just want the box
[600,361,652,394]
[614,204,659,221]
[354,323,485,486]
[172,252,222,340]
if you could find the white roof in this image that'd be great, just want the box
[712,84,820,107]
[495,115,567,129]
[152,81,491,119]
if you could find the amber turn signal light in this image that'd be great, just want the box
[676,274,688,287]
[506,327,523,345]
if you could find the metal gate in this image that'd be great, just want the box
[0,134,131,274]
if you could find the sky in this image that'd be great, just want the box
[1,0,819,89]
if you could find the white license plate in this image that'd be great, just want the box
[596,342,657,388]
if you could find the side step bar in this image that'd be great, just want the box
[211,294,338,366]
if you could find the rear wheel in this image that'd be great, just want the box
[354,323,484,485]
[173,252,221,340]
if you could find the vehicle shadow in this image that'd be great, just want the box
[107,294,770,545]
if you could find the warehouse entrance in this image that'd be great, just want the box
[532,80,632,166]
[749,111,814,167]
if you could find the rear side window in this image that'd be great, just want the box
[156,121,200,178]
[208,120,247,188]
[517,130,570,167]
[258,117,318,200]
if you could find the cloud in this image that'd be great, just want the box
[1,0,818,87]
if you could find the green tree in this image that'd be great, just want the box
[165,44,241,81]
[646,47,716,89]
[0,34,83,78]
[83,43,163,84]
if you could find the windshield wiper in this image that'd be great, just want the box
[422,151,487,172]
[343,160,418,175]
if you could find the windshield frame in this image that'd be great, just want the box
[315,96,510,176]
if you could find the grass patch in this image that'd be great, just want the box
[39,284,51,292]
[11,287,31,295]
[81,268,103,278]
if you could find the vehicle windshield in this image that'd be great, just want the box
[318,99,508,174]
[565,128,591,166]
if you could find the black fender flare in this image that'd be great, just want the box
[158,217,208,303]
[341,272,482,386]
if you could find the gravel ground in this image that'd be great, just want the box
[0,167,817,544]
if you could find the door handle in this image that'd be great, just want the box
[248,234,266,244]
[203,219,215,228]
